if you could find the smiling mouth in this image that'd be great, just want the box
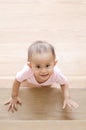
[40,74,49,77]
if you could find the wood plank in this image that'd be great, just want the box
[0,0,86,43]
[0,87,86,120]
[0,120,86,130]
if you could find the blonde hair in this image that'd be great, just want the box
[28,40,56,61]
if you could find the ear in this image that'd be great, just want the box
[54,60,58,65]
[27,61,32,68]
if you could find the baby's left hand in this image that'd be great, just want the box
[62,98,79,110]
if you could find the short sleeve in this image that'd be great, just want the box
[16,64,29,82]
[54,66,68,85]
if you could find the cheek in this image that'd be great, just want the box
[33,69,40,74]
[48,68,53,73]
[49,66,54,70]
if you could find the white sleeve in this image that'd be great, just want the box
[16,64,29,82]
[54,66,68,85]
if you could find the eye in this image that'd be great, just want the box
[46,64,50,68]
[36,65,41,69]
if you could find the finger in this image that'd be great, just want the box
[67,103,74,110]
[17,99,22,105]
[66,103,78,111]
[62,102,66,109]
[63,102,73,110]
[4,98,12,105]
[62,104,65,109]
[14,104,18,111]
[18,102,22,105]
[4,102,10,105]
[4,101,10,105]
[72,101,79,108]
[9,104,17,113]
[75,103,79,108]
[11,105,15,113]
[8,103,12,111]
[69,102,79,109]
[8,103,15,112]
[11,104,16,113]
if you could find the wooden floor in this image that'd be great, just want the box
[0,87,86,120]
[0,0,86,88]
[0,120,86,130]
[0,87,86,129]
[0,0,86,129]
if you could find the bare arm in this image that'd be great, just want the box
[11,79,21,99]
[61,83,79,109]
[5,79,22,112]
[61,83,70,100]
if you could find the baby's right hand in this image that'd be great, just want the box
[4,97,22,113]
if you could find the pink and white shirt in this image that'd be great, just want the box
[16,64,68,87]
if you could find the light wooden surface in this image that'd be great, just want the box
[0,87,86,128]
[0,87,86,120]
[0,120,86,130]
[0,0,86,129]
[0,0,86,89]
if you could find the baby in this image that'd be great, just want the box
[5,40,79,112]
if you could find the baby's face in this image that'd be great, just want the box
[28,51,57,83]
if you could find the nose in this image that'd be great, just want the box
[41,68,47,73]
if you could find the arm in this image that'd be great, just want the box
[5,79,22,112]
[61,83,79,109]
[11,79,20,99]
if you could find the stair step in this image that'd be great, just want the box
[0,120,86,130]
[0,87,86,120]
